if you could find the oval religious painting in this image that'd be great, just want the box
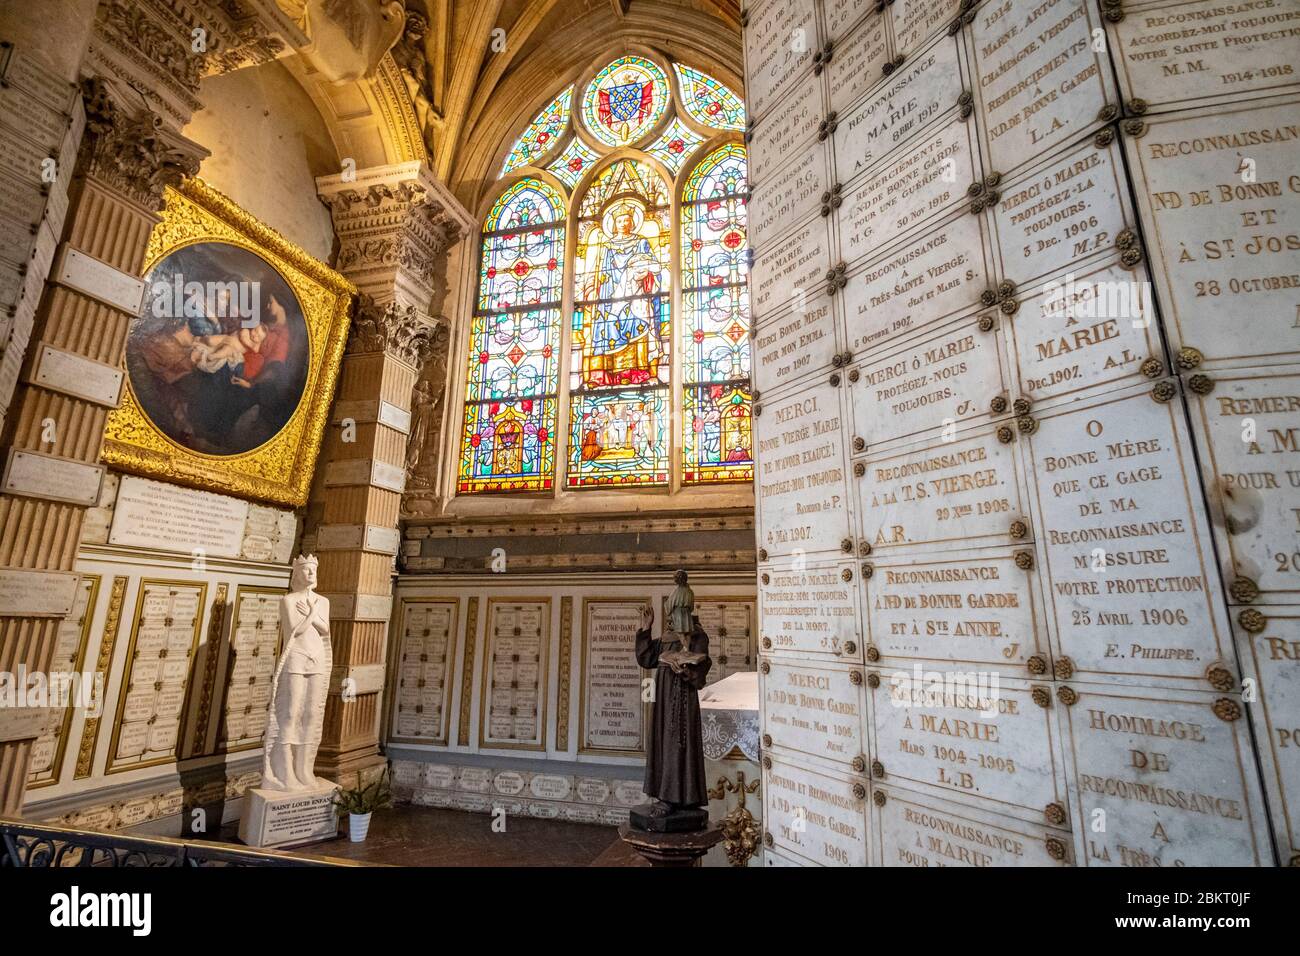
[125,242,311,457]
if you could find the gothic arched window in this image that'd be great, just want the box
[458,53,750,494]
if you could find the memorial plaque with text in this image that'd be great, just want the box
[864,546,1047,672]
[834,34,966,184]
[749,71,825,185]
[1123,95,1300,370]
[838,112,983,267]
[869,670,1068,823]
[764,753,870,866]
[841,210,992,356]
[1026,382,1233,685]
[970,0,1115,175]
[391,600,455,743]
[218,588,283,752]
[759,559,862,659]
[1107,0,1300,114]
[849,309,1010,451]
[581,600,646,755]
[744,0,819,120]
[891,0,967,58]
[693,600,755,682]
[27,575,97,786]
[823,0,880,41]
[753,289,840,393]
[753,215,832,317]
[1185,365,1300,602]
[871,786,1070,866]
[1235,609,1300,861]
[750,145,831,248]
[827,11,891,115]
[756,379,852,560]
[762,657,867,769]
[1063,685,1273,866]
[991,135,1134,288]
[480,600,549,750]
[857,423,1029,555]
[1007,258,1163,405]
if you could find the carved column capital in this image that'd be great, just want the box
[347,295,441,368]
[78,77,208,212]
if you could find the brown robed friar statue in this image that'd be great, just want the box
[630,570,713,833]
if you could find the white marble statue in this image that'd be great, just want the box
[261,554,333,791]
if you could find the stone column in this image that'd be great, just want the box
[312,163,471,783]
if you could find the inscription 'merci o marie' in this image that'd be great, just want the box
[753,290,839,393]
[756,379,851,559]
[744,0,818,120]
[864,548,1045,671]
[873,788,1069,866]
[839,113,982,267]
[1107,0,1300,114]
[758,560,860,657]
[1124,96,1300,369]
[1236,610,1300,860]
[1064,686,1273,866]
[858,425,1027,555]
[752,216,832,317]
[764,753,870,866]
[762,658,867,769]
[749,72,824,184]
[991,137,1132,288]
[841,210,990,356]
[1185,366,1300,602]
[1026,384,1232,684]
[871,672,1067,822]
[750,147,831,248]
[834,34,966,184]
[849,310,1009,451]
[970,0,1114,174]
[1008,259,1163,405]
[827,12,891,114]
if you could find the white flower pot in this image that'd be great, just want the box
[348,812,373,842]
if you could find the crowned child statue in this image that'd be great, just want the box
[261,554,333,791]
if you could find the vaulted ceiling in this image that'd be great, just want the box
[410,0,743,210]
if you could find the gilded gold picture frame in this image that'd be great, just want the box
[102,179,355,506]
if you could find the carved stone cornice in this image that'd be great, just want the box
[347,294,441,368]
[78,77,209,213]
[318,161,474,312]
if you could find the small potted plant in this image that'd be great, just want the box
[332,768,392,842]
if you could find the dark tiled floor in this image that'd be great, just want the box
[253,805,644,867]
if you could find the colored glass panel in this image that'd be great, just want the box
[673,64,745,131]
[682,143,748,202]
[464,308,559,402]
[502,87,572,175]
[644,116,705,177]
[477,228,565,312]
[682,197,748,289]
[459,397,558,493]
[546,136,601,190]
[683,384,752,483]
[578,159,670,217]
[581,56,670,147]
[567,389,669,487]
[487,179,565,231]
[682,286,750,385]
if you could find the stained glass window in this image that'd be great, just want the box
[569,159,672,486]
[460,56,753,494]
[501,87,572,175]
[459,178,564,492]
[644,116,706,178]
[581,56,670,147]
[681,145,752,483]
[673,64,745,131]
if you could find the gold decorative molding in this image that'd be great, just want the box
[555,596,573,751]
[457,595,479,747]
[188,582,229,756]
[707,770,761,867]
[75,576,129,779]
[101,178,355,506]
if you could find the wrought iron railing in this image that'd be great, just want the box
[0,817,361,867]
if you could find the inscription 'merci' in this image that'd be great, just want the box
[756,380,851,559]
[971,0,1113,174]
[759,560,860,657]
[1027,385,1230,684]
[859,425,1025,554]
[753,291,839,392]
[763,658,867,768]
[1065,686,1272,866]
[1124,96,1300,368]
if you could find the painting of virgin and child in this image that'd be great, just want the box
[126,241,311,457]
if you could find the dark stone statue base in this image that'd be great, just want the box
[629,801,708,833]
[618,823,723,867]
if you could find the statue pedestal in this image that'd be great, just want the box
[238,783,338,849]
[628,802,709,833]
[617,823,724,867]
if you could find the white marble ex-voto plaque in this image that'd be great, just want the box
[763,752,870,866]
